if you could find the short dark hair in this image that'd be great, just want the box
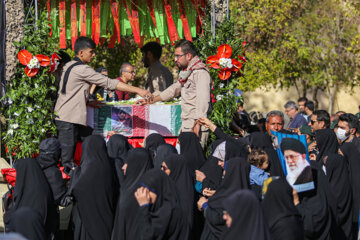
[313,110,330,128]
[74,37,96,55]
[248,149,268,167]
[57,50,71,65]
[339,113,358,130]
[266,110,284,124]
[305,101,315,111]
[174,40,197,56]
[140,41,162,60]
[298,97,308,103]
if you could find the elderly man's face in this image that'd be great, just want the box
[266,115,283,135]
[284,149,306,171]
[285,107,297,119]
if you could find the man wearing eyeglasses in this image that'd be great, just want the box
[141,42,174,95]
[115,63,136,100]
[284,100,307,131]
[281,138,312,186]
[138,40,211,148]
[308,110,330,132]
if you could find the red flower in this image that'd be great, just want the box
[206,44,242,80]
[50,53,60,72]
[17,49,50,77]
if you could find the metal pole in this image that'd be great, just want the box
[227,0,229,20]
[212,0,216,41]
[34,0,38,30]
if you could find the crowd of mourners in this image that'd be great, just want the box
[2,96,360,240]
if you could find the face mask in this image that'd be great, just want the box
[336,128,349,143]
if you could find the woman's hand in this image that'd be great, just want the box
[195,170,206,182]
[135,187,150,206]
[202,188,216,197]
[197,196,208,211]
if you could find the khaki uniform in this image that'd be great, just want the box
[55,61,119,126]
[160,56,211,147]
[145,60,173,96]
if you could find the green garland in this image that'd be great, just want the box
[1,10,58,158]
[194,18,246,145]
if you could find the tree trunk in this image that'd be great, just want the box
[328,84,338,114]
[313,86,319,109]
[5,0,24,82]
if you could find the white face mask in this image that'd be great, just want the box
[336,128,349,143]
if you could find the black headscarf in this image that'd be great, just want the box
[137,169,185,240]
[112,148,153,240]
[262,179,304,240]
[70,135,117,240]
[144,133,166,159]
[201,158,250,239]
[36,138,67,204]
[315,128,339,162]
[153,143,177,170]
[296,164,339,240]
[340,142,360,223]
[222,190,271,240]
[164,153,195,236]
[4,158,58,238]
[107,134,133,184]
[200,139,247,191]
[248,132,285,177]
[323,153,353,239]
[8,207,46,240]
[208,157,250,209]
[178,132,206,173]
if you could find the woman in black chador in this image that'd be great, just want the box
[134,169,186,240]
[112,148,153,240]
[222,189,271,240]
[4,158,58,239]
[262,178,304,240]
[199,157,250,240]
[69,135,117,240]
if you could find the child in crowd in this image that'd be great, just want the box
[248,149,269,186]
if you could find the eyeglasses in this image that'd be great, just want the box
[124,70,136,74]
[174,53,186,59]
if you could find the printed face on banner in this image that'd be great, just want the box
[271,131,315,193]
[111,106,133,136]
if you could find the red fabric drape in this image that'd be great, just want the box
[162,0,179,45]
[92,0,101,45]
[71,0,78,50]
[79,0,87,36]
[59,0,66,49]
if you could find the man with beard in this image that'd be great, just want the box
[280,138,312,186]
[141,41,173,95]
[139,40,211,147]
[337,113,360,152]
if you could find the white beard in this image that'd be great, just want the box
[286,156,310,185]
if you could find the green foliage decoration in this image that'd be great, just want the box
[1,10,58,158]
[193,18,246,142]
